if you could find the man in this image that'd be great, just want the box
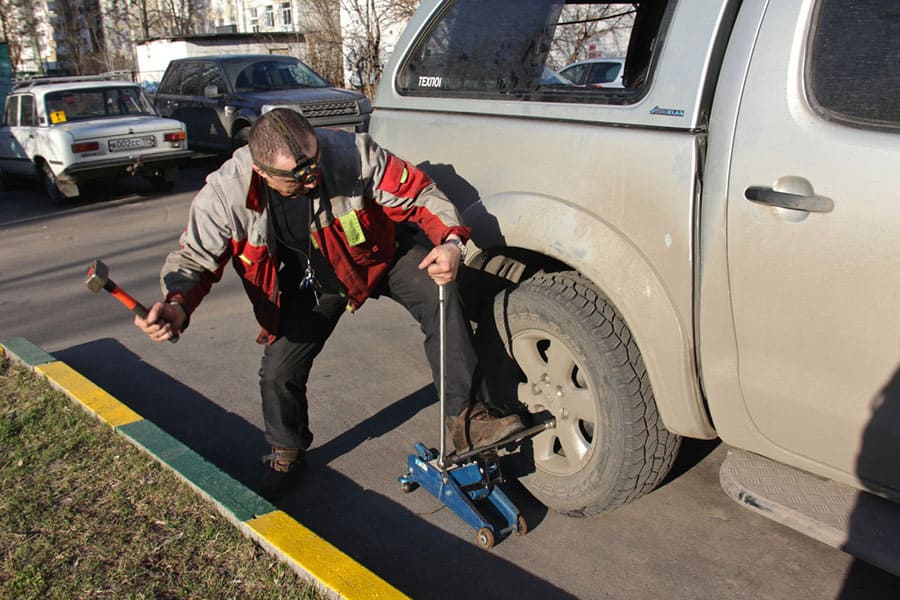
[135,108,523,499]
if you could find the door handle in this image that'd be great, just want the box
[744,186,834,213]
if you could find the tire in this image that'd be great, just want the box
[492,271,681,517]
[40,161,67,203]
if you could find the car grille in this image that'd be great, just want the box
[299,101,359,119]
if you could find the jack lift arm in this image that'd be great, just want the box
[398,284,556,549]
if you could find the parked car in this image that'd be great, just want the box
[373,0,900,570]
[154,55,372,154]
[0,75,191,201]
[559,57,625,88]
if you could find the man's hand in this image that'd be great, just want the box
[418,237,464,285]
[135,301,186,343]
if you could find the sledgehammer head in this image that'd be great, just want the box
[83,259,149,319]
[85,259,111,293]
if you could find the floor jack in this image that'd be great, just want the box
[399,284,556,549]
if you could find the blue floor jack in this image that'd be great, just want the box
[399,284,555,549]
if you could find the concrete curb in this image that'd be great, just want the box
[1,337,408,600]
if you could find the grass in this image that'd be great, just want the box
[0,357,325,600]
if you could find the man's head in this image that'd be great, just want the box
[249,108,320,197]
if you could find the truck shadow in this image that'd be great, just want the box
[662,437,721,486]
[838,364,900,599]
[55,338,573,599]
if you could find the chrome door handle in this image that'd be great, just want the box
[744,186,834,213]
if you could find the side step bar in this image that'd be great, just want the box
[720,449,900,577]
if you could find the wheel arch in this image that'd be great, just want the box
[463,192,715,439]
[34,155,79,198]
[230,116,254,140]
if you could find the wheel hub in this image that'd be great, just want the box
[529,373,569,420]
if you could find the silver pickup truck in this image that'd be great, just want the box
[371,0,900,572]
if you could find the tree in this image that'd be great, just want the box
[0,0,42,75]
[343,0,382,99]
[302,0,417,97]
[548,4,635,69]
[53,0,108,74]
[302,0,344,85]
[160,0,209,36]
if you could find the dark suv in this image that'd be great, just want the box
[155,54,371,153]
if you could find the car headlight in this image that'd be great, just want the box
[262,104,305,116]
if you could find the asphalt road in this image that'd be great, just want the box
[2,160,899,599]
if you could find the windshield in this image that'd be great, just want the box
[228,59,330,92]
[44,86,156,123]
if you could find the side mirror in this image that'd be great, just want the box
[204,85,223,99]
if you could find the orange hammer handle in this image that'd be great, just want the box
[105,280,149,319]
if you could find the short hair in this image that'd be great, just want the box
[248,108,317,167]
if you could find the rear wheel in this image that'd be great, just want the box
[40,161,67,203]
[493,271,680,517]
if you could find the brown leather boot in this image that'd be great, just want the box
[450,403,525,452]
[260,446,305,500]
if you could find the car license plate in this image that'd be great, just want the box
[108,135,157,152]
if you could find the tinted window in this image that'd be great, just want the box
[158,63,184,95]
[808,0,900,128]
[560,63,589,85]
[20,94,36,126]
[398,0,665,103]
[559,60,623,86]
[228,59,329,91]
[199,63,226,93]
[586,61,622,85]
[3,95,18,126]
[179,62,206,96]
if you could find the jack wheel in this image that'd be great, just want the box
[476,527,495,549]
[516,515,528,536]
[400,480,419,493]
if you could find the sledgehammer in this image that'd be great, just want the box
[84,259,178,342]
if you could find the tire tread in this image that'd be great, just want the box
[511,271,681,517]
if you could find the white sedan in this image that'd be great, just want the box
[0,76,192,201]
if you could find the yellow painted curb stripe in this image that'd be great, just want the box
[36,361,143,428]
[246,511,409,600]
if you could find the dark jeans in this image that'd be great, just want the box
[259,243,480,449]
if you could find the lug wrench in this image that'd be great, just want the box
[438,283,448,468]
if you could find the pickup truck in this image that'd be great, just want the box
[370,0,900,573]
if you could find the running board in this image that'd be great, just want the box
[720,449,900,577]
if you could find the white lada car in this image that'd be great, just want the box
[0,76,191,201]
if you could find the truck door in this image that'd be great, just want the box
[726,0,900,491]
